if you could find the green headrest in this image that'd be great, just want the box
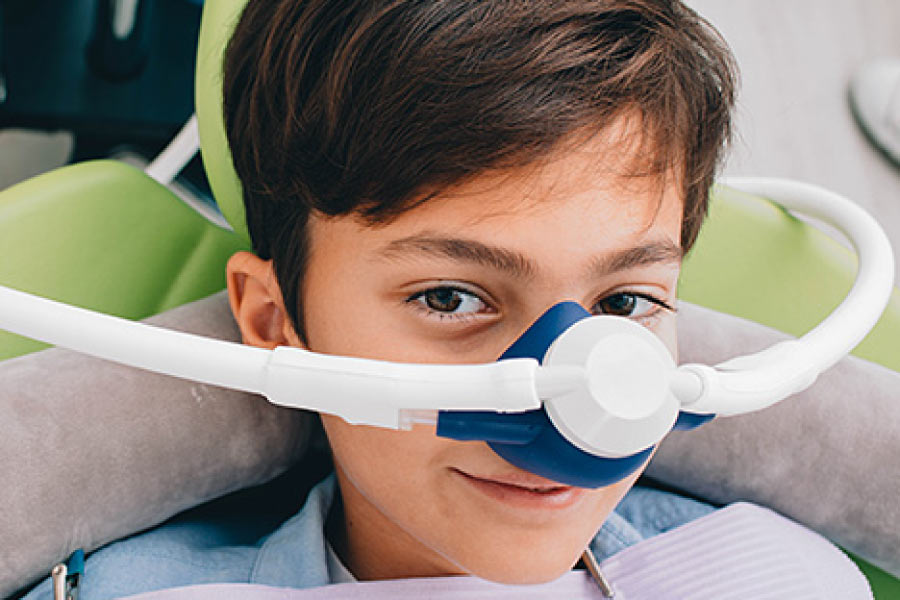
[195,0,251,241]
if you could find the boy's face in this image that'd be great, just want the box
[229,124,684,583]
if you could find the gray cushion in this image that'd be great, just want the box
[1,293,310,597]
[651,301,900,577]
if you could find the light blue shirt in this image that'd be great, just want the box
[23,474,714,599]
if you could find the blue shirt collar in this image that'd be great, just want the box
[251,473,338,588]
[247,471,648,588]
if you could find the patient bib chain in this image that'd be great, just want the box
[581,549,616,598]
[50,549,82,600]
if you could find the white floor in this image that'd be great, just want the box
[2,1,900,279]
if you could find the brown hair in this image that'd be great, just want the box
[223,0,737,337]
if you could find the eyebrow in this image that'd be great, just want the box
[378,235,537,279]
[376,234,682,279]
[587,239,683,279]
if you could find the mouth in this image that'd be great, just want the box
[451,467,586,510]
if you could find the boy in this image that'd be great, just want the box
[218,0,734,584]
[27,0,738,596]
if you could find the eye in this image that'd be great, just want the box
[593,292,672,320]
[408,286,490,319]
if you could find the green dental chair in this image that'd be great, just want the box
[1,0,898,596]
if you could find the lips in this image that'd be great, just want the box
[456,469,569,492]
[451,467,586,510]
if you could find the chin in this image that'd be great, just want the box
[459,544,583,585]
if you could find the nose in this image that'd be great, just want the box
[436,301,663,488]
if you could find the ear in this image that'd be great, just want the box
[226,251,304,349]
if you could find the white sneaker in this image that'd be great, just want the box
[849,59,900,167]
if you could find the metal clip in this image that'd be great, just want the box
[50,550,83,600]
[582,549,615,598]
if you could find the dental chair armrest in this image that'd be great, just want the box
[649,301,900,578]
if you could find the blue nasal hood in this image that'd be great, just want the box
[436,301,711,489]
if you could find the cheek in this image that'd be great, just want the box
[321,415,461,546]
[652,313,678,362]
[323,412,649,584]
[322,417,444,503]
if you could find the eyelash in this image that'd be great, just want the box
[406,286,675,323]
[406,285,493,322]
[592,292,675,324]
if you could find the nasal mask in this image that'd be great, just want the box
[0,177,894,488]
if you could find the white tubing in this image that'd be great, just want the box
[678,177,895,416]
[264,346,541,429]
[1,175,892,433]
[144,114,200,185]
[0,285,543,429]
[0,285,270,394]
[725,177,895,368]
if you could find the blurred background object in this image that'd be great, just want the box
[0,0,203,187]
[85,0,152,82]
[685,0,900,285]
[849,58,900,168]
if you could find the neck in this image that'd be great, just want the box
[327,464,465,581]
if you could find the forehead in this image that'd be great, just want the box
[377,127,679,235]
[309,120,685,267]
